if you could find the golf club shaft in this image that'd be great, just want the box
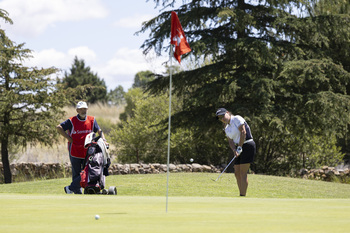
[215,155,236,181]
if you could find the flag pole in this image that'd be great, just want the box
[166,44,173,213]
[167,11,191,213]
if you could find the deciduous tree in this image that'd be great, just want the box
[107,85,125,106]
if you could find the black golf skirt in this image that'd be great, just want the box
[233,140,256,165]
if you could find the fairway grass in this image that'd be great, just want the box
[0,195,349,233]
[1,173,350,232]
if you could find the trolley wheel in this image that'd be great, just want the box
[108,186,117,195]
[102,189,108,195]
[84,187,99,194]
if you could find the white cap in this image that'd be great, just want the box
[76,101,88,109]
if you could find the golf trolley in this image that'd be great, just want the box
[80,132,117,195]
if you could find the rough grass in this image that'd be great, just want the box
[61,103,124,124]
[12,103,124,163]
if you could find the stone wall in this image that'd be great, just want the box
[3,162,71,182]
[0,162,219,183]
[1,162,350,183]
[108,163,217,174]
[299,166,350,182]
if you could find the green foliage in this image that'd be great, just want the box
[111,89,168,163]
[118,72,157,121]
[59,56,107,104]
[304,135,344,169]
[253,129,344,175]
[95,117,114,136]
[118,88,144,121]
[0,9,12,25]
[111,86,232,165]
[0,64,66,145]
[311,0,350,15]
[132,70,155,89]
[249,57,350,174]
[107,85,125,106]
[0,9,12,44]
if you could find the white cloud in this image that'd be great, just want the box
[0,0,168,91]
[24,49,68,69]
[95,47,152,90]
[68,46,97,63]
[95,47,167,91]
[0,0,108,36]
[106,48,149,74]
[22,46,166,91]
[113,14,154,29]
[23,46,96,71]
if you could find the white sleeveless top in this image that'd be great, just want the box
[224,115,253,144]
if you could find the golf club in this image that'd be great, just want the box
[212,155,236,182]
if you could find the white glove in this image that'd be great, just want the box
[236,146,242,155]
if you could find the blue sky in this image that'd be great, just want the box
[0,0,178,91]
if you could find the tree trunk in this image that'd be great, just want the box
[1,136,12,183]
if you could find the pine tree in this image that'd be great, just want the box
[138,0,350,171]
[60,56,107,104]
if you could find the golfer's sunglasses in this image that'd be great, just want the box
[216,115,225,120]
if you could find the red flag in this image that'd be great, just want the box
[171,11,191,63]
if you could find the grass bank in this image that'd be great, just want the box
[1,173,350,198]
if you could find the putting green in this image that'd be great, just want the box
[1,194,349,233]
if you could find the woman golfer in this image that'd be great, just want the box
[216,108,256,196]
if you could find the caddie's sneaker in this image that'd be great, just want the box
[64,186,74,194]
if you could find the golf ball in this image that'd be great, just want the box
[95,215,100,220]
[190,158,194,162]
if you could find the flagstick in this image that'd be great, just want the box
[166,44,173,213]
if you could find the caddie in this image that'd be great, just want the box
[56,101,107,194]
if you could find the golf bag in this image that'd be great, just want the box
[80,132,111,194]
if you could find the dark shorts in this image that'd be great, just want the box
[233,140,256,165]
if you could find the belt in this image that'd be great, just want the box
[244,139,253,144]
